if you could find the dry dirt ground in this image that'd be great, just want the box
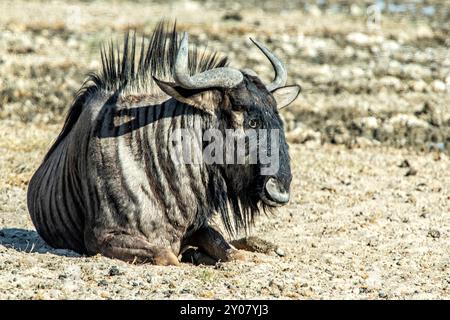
[0,0,449,299]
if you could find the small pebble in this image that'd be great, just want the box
[399,159,410,168]
[275,248,285,257]
[222,12,243,21]
[428,229,441,239]
[108,266,122,276]
[405,168,417,176]
[98,280,108,287]
[431,80,446,92]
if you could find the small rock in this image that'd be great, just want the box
[399,159,410,168]
[428,142,445,152]
[180,288,191,294]
[360,116,379,130]
[410,80,427,92]
[415,183,427,191]
[428,229,441,239]
[431,80,446,92]
[350,4,362,16]
[108,266,122,276]
[346,32,382,47]
[405,168,417,176]
[231,236,277,254]
[379,76,402,90]
[181,0,201,11]
[321,186,336,193]
[222,12,243,21]
[445,75,450,85]
[382,40,400,52]
[389,114,429,129]
[378,291,388,298]
[286,127,321,144]
[307,5,322,17]
[269,279,284,292]
[346,32,369,46]
[416,24,434,39]
[355,137,380,147]
[275,248,285,257]
[98,279,108,287]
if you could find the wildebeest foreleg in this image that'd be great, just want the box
[186,226,245,262]
[93,232,179,265]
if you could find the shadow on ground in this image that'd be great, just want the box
[0,228,80,257]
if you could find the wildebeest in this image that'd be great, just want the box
[27,21,300,265]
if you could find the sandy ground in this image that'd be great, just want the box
[0,0,449,299]
[0,123,448,299]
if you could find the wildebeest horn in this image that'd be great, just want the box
[174,32,243,89]
[249,38,287,91]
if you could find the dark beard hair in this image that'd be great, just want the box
[206,164,273,236]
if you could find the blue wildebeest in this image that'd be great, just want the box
[27,22,300,265]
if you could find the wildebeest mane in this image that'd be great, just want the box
[45,20,228,161]
[90,20,229,92]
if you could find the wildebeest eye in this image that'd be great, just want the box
[248,118,260,128]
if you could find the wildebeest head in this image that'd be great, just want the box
[155,33,300,212]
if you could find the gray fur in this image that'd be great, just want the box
[27,21,298,264]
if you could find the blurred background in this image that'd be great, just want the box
[0,0,449,154]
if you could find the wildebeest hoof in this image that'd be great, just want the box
[154,248,180,266]
[181,247,247,265]
[181,248,217,266]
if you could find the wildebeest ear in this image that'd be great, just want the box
[271,85,301,109]
[153,77,220,114]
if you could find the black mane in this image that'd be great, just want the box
[90,20,228,92]
[45,20,228,161]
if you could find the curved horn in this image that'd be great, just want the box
[249,38,287,91]
[174,32,243,89]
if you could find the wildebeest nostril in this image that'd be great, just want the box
[264,177,290,204]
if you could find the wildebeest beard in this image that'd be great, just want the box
[204,107,284,234]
